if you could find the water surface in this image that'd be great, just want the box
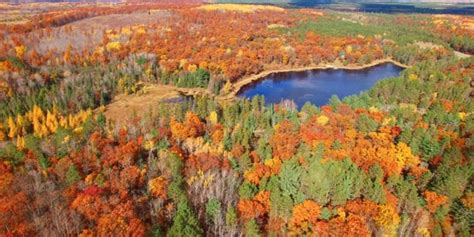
[238,63,403,108]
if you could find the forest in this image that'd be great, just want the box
[0,2,473,237]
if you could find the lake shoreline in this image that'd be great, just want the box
[99,58,408,123]
[220,58,409,100]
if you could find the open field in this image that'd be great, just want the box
[99,84,181,124]
[197,3,286,12]
[30,10,174,53]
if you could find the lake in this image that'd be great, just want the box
[238,63,404,108]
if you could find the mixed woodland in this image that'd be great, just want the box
[0,3,473,237]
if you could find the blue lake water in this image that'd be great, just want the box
[238,63,404,108]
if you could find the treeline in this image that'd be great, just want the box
[282,14,456,65]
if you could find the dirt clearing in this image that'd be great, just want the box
[100,84,181,125]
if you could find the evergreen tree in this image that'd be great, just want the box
[168,200,203,237]
[355,114,378,134]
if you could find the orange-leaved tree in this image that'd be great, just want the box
[288,200,321,235]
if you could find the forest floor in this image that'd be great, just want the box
[100,58,408,124]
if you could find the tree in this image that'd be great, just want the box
[170,112,205,141]
[0,163,33,236]
[244,219,259,237]
[96,202,146,237]
[168,200,203,237]
[270,120,299,160]
[65,165,81,185]
[355,114,378,134]
[15,45,26,59]
[277,159,304,204]
[148,176,168,199]
[423,190,449,213]
[374,204,400,236]
[289,200,321,235]
[64,44,73,64]
[237,191,270,221]
[206,198,222,221]
[301,156,369,206]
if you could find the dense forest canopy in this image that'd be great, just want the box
[0,2,473,237]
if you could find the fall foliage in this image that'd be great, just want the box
[0,2,472,236]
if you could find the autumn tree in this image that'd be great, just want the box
[289,200,321,235]
[270,120,299,160]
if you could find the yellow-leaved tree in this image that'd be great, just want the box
[15,45,26,59]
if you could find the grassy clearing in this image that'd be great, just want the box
[197,4,285,13]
